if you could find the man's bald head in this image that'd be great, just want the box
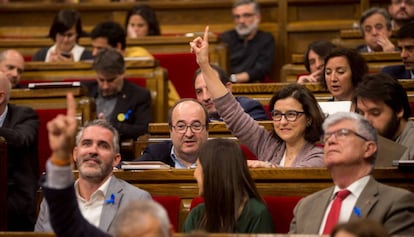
[0,49,24,88]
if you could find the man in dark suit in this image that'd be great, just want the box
[382,22,414,79]
[0,72,39,230]
[194,64,268,121]
[138,99,209,168]
[82,48,151,160]
[289,112,414,235]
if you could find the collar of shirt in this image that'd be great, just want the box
[331,175,370,200]
[74,175,113,203]
[170,145,197,169]
[0,105,8,127]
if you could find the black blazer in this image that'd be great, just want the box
[137,141,175,167]
[32,47,93,61]
[83,80,151,141]
[381,65,412,79]
[1,104,39,230]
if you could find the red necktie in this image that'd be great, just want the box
[323,189,351,234]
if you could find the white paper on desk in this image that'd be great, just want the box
[318,101,352,116]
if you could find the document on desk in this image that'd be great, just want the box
[318,101,352,117]
[121,161,171,170]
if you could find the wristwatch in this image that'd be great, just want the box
[230,74,237,83]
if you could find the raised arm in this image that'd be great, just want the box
[190,26,228,99]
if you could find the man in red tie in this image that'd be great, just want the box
[289,112,414,235]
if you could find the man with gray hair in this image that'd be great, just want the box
[35,119,151,233]
[220,0,275,83]
[357,7,397,52]
[289,112,414,235]
[83,48,151,160]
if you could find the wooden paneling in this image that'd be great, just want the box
[0,138,7,231]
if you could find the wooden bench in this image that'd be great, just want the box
[21,60,168,123]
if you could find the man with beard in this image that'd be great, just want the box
[388,0,414,30]
[0,49,25,88]
[382,22,414,79]
[84,48,151,160]
[220,0,275,83]
[194,64,268,121]
[35,119,151,233]
[353,73,414,161]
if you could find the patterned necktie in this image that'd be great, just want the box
[323,189,351,234]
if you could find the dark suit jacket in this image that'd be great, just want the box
[289,176,414,235]
[1,104,39,230]
[236,96,269,120]
[381,65,412,79]
[137,141,175,167]
[83,80,151,141]
[42,184,110,237]
[32,47,93,61]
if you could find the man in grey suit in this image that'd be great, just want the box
[35,119,151,233]
[289,112,414,235]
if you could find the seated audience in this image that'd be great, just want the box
[194,64,268,121]
[40,94,173,237]
[183,139,274,233]
[190,27,325,168]
[0,49,24,88]
[388,0,414,30]
[322,47,368,101]
[0,72,39,231]
[35,118,151,233]
[90,20,152,58]
[297,40,336,83]
[331,219,391,237]
[125,4,161,38]
[289,112,414,235]
[32,9,92,62]
[83,48,151,160]
[357,7,397,53]
[382,22,414,79]
[220,0,275,83]
[353,73,414,160]
[138,99,209,168]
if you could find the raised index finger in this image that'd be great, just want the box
[203,26,209,43]
[66,93,77,118]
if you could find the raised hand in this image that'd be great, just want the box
[190,26,210,66]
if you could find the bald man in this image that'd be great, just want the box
[0,49,25,88]
[0,72,39,230]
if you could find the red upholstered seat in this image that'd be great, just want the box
[240,144,257,160]
[152,196,181,232]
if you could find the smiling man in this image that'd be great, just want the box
[35,119,151,233]
[0,49,25,88]
[220,0,275,83]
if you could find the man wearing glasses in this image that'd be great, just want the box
[137,99,209,169]
[290,111,414,235]
[220,0,275,83]
[389,0,414,30]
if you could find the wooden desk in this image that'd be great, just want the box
[20,60,168,122]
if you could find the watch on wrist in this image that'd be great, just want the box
[230,74,237,83]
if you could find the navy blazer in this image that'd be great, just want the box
[381,65,412,79]
[137,141,175,167]
[2,104,39,230]
[83,80,151,141]
[236,96,269,120]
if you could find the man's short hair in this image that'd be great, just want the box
[233,0,260,13]
[359,7,392,36]
[193,64,229,85]
[76,119,120,154]
[353,73,411,120]
[168,98,209,130]
[323,112,378,165]
[395,21,414,39]
[92,48,125,76]
[90,21,126,50]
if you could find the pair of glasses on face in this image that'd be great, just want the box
[172,122,205,134]
[271,110,304,122]
[322,128,369,143]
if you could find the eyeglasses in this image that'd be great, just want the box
[392,0,414,6]
[322,128,369,143]
[172,122,205,134]
[233,13,256,20]
[271,110,305,122]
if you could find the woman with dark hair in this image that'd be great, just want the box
[32,9,92,62]
[183,139,274,233]
[125,4,161,38]
[297,40,336,83]
[190,27,325,168]
[321,47,368,101]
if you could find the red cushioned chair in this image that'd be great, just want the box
[263,196,302,233]
[152,196,181,232]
